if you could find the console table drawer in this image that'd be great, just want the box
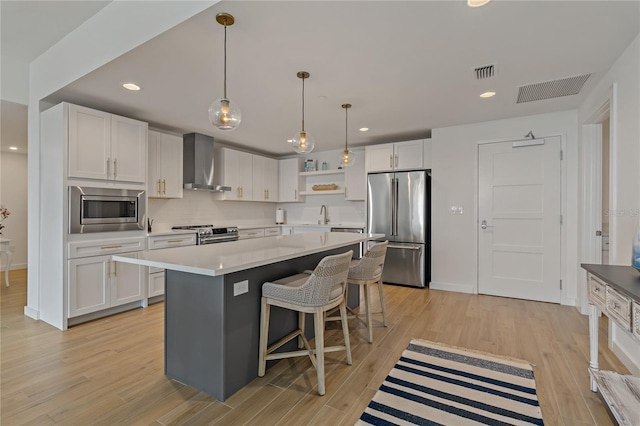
[633,301,640,339]
[589,275,607,310]
[606,287,632,331]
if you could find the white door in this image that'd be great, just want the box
[68,104,111,180]
[111,254,144,307]
[478,136,562,303]
[394,140,424,170]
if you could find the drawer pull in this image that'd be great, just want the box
[248,232,258,236]
[167,239,184,243]
[613,302,620,309]
[101,245,123,250]
[593,287,600,292]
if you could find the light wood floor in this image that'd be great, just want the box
[1,268,628,425]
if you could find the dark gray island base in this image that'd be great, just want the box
[165,244,360,401]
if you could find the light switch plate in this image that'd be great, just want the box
[234,280,249,296]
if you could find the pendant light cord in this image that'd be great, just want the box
[301,77,305,132]
[345,107,348,150]
[223,22,228,99]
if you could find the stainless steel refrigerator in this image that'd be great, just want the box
[367,170,430,287]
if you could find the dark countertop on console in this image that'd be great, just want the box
[581,264,640,303]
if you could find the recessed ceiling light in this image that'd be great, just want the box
[468,0,491,7]
[480,91,496,98]
[359,127,369,132]
[123,83,141,91]
[286,139,293,143]
[9,146,18,150]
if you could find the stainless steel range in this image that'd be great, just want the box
[172,225,239,245]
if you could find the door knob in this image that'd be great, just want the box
[481,220,493,229]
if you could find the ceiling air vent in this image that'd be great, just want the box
[473,64,496,80]
[517,73,591,103]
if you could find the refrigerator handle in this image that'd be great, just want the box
[394,178,399,236]
[391,177,396,237]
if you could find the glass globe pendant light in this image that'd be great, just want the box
[208,13,241,131]
[340,103,355,167]
[292,71,315,154]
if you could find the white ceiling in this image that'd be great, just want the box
[2,1,640,156]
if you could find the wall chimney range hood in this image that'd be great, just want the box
[183,133,231,192]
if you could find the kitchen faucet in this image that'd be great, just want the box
[319,205,329,225]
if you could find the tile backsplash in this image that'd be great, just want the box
[148,190,365,232]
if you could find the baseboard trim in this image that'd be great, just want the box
[430,281,476,294]
[23,305,39,320]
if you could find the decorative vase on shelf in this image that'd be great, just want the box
[633,215,640,272]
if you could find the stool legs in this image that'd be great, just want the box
[364,283,373,343]
[298,311,306,349]
[339,301,352,365]
[258,298,270,377]
[377,278,388,327]
[314,308,325,395]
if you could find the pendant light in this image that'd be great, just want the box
[208,13,241,131]
[340,103,355,167]
[292,71,315,154]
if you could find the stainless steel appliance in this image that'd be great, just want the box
[367,170,430,287]
[172,225,239,245]
[69,186,146,233]
[183,133,231,192]
[330,227,364,258]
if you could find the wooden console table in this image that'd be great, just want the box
[581,264,640,426]
[0,238,12,287]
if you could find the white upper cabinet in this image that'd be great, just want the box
[217,148,278,202]
[365,140,424,172]
[68,104,147,183]
[252,155,278,202]
[344,157,366,200]
[68,105,111,180]
[217,147,254,201]
[148,130,183,198]
[278,158,303,202]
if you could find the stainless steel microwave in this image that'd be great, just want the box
[69,186,146,233]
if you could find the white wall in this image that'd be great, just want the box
[0,152,28,269]
[577,34,639,372]
[430,110,579,304]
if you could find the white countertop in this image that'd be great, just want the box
[114,232,383,277]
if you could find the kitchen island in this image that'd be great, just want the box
[113,232,383,401]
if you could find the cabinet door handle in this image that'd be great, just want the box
[294,189,297,200]
[345,187,347,199]
[241,187,243,198]
[114,158,118,178]
[106,259,111,278]
[157,179,161,195]
[162,179,166,195]
[395,154,398,168]
[114,261,117,277]
[107,159,111,178]
[101,244,123,250]
[389,155,393,168]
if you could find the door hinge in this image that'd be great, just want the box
[560,150,563,160]
[560,280,563,290]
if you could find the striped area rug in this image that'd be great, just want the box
[357,339,544,425]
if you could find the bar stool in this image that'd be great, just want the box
[258,250,353,396]
[346,241,389,343]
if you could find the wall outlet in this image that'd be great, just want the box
[233,280,249,296]
[450,206,464,215]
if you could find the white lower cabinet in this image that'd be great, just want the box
[68,252,144,318]
[239,228,266,239]
[264,227,281,237]
[146,233,196,299]
[148,267,165,298]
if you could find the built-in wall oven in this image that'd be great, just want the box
[69,186,146,233]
